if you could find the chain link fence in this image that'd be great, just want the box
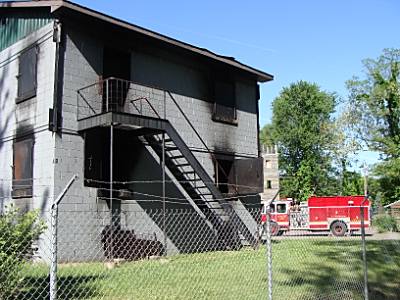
[1,186,400,299]
[265,204,400,300]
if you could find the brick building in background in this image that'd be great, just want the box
[0,0,273,261]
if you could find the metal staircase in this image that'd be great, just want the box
[77,78,260,248]
[141,118,258,248]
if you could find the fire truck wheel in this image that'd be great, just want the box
[331,221,347,236]
[270,221,280,236]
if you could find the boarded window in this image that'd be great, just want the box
[17,47,37,103]
[13,139,33,198]
[235,157,263,194]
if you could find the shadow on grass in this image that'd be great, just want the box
[269,239,400,300]
[17,274,103,300]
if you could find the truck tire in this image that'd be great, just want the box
[270,221,280,236]
[331,221,347,237]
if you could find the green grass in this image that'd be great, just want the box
[14,238,400,300]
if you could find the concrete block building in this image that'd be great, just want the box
[260,145,280,201]
[0,0,273,261]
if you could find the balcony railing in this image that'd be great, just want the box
[77,77,167,121]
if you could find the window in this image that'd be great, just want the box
[12,139,33,198]
[17,47,37,103]
[266,160,271,168]
[212,79,237,124]
[266,180,272,189]
[276,204,286,214]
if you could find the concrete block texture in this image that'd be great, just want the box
[1,22,266,263]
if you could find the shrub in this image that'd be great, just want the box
[0,204,47,299]
[372,214,400,233]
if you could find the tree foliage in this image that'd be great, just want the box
[0,205,47,299]
[341,160,364,196]
[344,48,400,156]
[265,80,338,201]
[343,48,400,205]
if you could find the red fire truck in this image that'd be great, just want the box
[261,196,370,236]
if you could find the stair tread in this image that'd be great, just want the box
[154,138,173,143]
[168,155,184,159]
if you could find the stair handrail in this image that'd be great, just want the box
[130,97,162,119]
[165,90,244,199]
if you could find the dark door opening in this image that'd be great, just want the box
[215,159,234,194]
[84,127,136,190]
[102,46,131,112]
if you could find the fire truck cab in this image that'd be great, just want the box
[261,196,370,236]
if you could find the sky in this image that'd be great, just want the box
[61,0,400,166]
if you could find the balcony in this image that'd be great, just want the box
[77,77,170,121]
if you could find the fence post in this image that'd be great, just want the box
[360,190,373,300]
[264,188,282,300]
[50,175,78,300]
[266,206,273,300]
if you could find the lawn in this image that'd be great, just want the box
[15,238,400,300]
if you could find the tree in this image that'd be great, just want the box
[341,160,364,196]
[0,205,46,298]
[260,123,275,148]
[266,80,338,201]
[343,48,400,205]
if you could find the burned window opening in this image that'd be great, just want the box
[212,79,237,124]
[16,46,37,103]
[12,138,33,198]
[102,46,131,113]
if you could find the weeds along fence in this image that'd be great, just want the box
[1,181,400,299]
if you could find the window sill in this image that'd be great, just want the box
[12,189,33,198]
[212,114,238,126]
[16,90,36,104]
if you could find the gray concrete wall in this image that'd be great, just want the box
[0,22,59,264]
[130,49,259,157]
[53,25,262,261]
[0,22,56,212]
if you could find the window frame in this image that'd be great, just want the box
[12,138,34,198]
[211,78,237,125]
[16,46,37,103]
